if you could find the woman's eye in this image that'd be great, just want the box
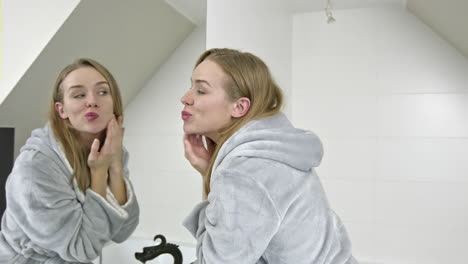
[73,94,85,99]
[99,90,108,96]
[196,89,205,95]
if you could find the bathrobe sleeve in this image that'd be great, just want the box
[6,150,138,263]
[183,168,281,264]
[105,150,140,243]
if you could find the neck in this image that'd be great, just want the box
[79,131,105,150]
[205,132,219,144]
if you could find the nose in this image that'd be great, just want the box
[86,94,98,108]
[181,90,193,106]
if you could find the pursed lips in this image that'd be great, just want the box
[85,112,99,121]
[181,111,192,121]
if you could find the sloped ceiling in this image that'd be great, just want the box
[165,0,403,22]
[0,0,194,156]
[407,0,468,58]
[165,0,207,25]
[287,0,402,12]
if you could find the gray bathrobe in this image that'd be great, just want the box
[183,113,357,264]
[0,124,139,264]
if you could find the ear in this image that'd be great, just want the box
[55,102,68,119]
[231,97,251,118]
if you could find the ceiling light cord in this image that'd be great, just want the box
[325,0,336,24]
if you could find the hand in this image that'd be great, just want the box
[108,116,125,174]
[183,134,216,175]
[87,116,124,174]
[87,137,109,197]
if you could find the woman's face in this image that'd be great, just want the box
[181,60,236,141]
[55,67,115,139]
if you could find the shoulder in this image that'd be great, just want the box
[211,156,284,198]
[11,148,69,184]
[215,155,292,183]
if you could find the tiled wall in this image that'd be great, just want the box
[124,5,468,263]
[292,7,468,263]
[123,26,205,243]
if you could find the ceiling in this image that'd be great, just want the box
[167,0,467,58]
[407,0,468,58]
[165,0,403,24]
[287,0,403,12]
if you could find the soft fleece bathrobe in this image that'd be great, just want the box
[0,125,139,264]
[184,113,357,264]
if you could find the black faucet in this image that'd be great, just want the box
[135,234,183,264]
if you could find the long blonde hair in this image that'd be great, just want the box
[48,58,123,192]
[197,48,283,196]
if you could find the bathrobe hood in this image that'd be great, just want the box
[213,112,323,173]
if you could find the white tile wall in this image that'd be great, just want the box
[344,222,377,262]
[293,55,379,96]
[318,137,377,181]
[132,170,202,240]
[125,134,194,173]
[123,5,468,263]
[322,179,375,223]
[123,26,205,243]
[293,95,379,137]
[378,94,468,138]
[375,223,468,264]
[377,138,468,182]
[375,181,468,227]
[293,7,468,263]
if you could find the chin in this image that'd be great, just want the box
[183,127,203,135]
[83,124,107,135]
[182,124,192,134]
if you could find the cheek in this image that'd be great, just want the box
[104,98,115,112]
[209,104,232,124]
[62,101,82,115]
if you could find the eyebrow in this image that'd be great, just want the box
[95,81,109,86]
[68,81,109,90]
[193,79,211,88]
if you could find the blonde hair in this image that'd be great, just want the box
[197,48,283,196]
[48,58,123,192]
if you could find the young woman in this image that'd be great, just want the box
[181,48,357,264]
[0,58,139,263]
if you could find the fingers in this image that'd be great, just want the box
[105,117,114,142]
[108,116,124,139]
[183,135,192,158]
[103,119,113,149]
[103,116,124,149]
[88,138,100,162]
[183,134,210,174]
[186,134,203,146]
[183,134,200,159]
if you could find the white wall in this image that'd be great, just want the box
[206,0,292,115]
[122,3,468,263]
[0,0,80,103]
[123,25,206,244]
[293,7,468,264]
